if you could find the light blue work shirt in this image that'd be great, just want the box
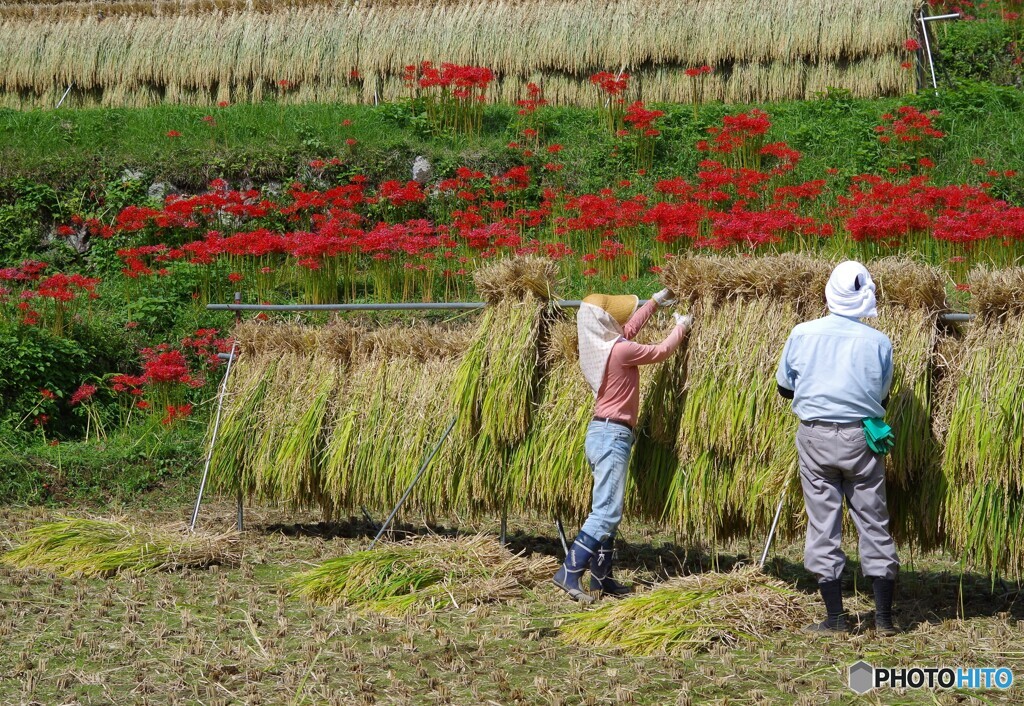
[776,314,893,423]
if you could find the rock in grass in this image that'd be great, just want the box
[288,534,557,615]
[560,568,814,655]
[2,517,241,578]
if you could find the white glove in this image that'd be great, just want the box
[673,312,693,329]
[652,288,677,307]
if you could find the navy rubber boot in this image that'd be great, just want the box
[589,534,632,598]
[804,578,849,633]
[553,531,601,604]
[871,577,898,636]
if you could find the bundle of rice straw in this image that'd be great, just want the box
[660,255,945,550]
[941,267,1024,578]
[506,319,593,520]
[560,567,814,655]
[289,534,557,615]
[627,318,689,522]
[211,319,471,519]
[661,255,830,544]
[451,257,558,515]
[868,258,945,549]
[320,323,469,519]
[2,517,240,577]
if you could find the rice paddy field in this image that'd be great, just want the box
[3,2,1024,703]
[2,501,1024,705]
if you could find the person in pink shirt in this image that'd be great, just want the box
[553,288,692,603]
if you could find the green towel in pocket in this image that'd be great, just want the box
[862,417,895,455]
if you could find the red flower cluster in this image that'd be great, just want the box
[589,72,629,96]
[623,101,664,136]
[697,110,772,155]
[685,65,714,78]
[70,383,97,405]
[516,83,548,116]
[875,106,945,144]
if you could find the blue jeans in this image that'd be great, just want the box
[580,419,635,541]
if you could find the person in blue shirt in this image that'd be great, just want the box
[776,261,900,635]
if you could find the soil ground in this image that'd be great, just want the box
[1,500,1022,705]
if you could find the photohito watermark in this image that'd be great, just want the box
[849,661,1014,694]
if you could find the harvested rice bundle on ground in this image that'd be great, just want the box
[942,268,1024,577]
[561,567,814,655]
[3,517,240,578]
[289,534,556,615]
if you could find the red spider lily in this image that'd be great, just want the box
[698,110,772,156]
[166,130,182,138]
[623,102,664,132]
[162,403,193,426]
[70,383,98,405]
[875,106,945,144]
[589,71,630,96]
[905,38,922,51]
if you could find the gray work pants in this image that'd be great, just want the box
[796,421,900,582]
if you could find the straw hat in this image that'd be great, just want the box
[582,293,639,326]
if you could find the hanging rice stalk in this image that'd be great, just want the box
[321,324,469,518]
[207,353,278,501]
[2,517,241,577]
[868,258,945,550]
[507,319,592,520]
[659,255,829,543]
[0,0,920,108]
[627,319,689,522]
[288,534,557,615]
[560,567,814,655]
[941,267,1024,578]
[659,255,943,549]
[448,257,556,516]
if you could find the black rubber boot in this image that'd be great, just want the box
[871,576,897,636]
[804,578,849,633]
[553,531,601,604]
[589,534,632,598]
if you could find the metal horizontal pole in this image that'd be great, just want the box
[210,299,971,321]
[922,13,962,21]
[207,302,485,312]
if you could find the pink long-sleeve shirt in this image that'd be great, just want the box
[593,300,686,428]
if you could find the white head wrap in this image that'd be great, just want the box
[826,261,878,319]
[577,302,623,396]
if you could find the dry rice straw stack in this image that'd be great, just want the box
[322,324,470,519]
[941,267,1024,578]
[0,0,918,108]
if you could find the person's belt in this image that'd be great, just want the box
[593,416,634,433]
[800,419,862,429]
